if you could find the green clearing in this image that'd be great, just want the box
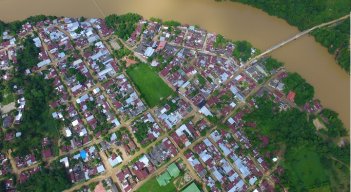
[126,63,174,107]
[284,146,329,191]
[136,175,176,192]
[309,186,331,192]
[328,157,350,192]
[0,92,15,105]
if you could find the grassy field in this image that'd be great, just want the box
[126,63,174,107]
[309,186,331,192]
[136,176,176,192]
[328,158,350,192]
[284,146,329,191]
[0,88,15,105]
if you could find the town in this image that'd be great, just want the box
[0,13,348,192]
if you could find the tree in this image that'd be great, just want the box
[162,20,181,28]
[320,109,346,137]
[232,41,254,62]
[17,163,71,192]
[0,20,6,35]
[264,57,283,72]
[282,72,314,105]
[213,34,227,48]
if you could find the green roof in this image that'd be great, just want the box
[182,182,201,192]
[167,163,180,178]
[156,171,171,186]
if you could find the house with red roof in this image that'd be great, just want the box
[287,91,296,102]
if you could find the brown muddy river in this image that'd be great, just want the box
[0,0,349,128]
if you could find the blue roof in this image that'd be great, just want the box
[80,150,87,159]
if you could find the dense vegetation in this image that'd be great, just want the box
[263,57,283,72]
[162,20,181,28]
[0,15,57,35]
[11,75,60,156]
[320,109,347,138]
[223,0,350,72]
[243,96,350,191]
[126,63,174,107]
[17,163,71,192]
[312,20,350,72]
[0,20,6,35]
[105,13,142,40]
[282,72,314,105]
[17,38,40,72]
[133,121,153,146]
[67,68,87,84]
[213,34,227,48]
[5,38,61,157]
[232,40,255,62]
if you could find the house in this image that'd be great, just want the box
[42,149,53,159]
[287,91,296,102]
[182,182,201,192]
[144,47,155,57]
[108,155,123,167]
[2,115,14,128]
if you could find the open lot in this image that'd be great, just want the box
[126,63,174,107]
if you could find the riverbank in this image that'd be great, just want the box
[0,0,348,128]
[227,0,350,72]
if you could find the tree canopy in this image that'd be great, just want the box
[232,41,254,62]
[7,38,60,157]
[105,13,142,40]
[263,57,283,72]
[282,72,314,105]
[17,163,71,192]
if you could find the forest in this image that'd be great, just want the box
[243,96,350,191]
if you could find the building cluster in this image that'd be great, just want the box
[154,96,192,129]
[0,16,326,192]
[102,74,146,120]
[60,145,105,183]
[170,119,210,148]
[131,112,163,146]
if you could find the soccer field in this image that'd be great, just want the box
[126,63,174,107]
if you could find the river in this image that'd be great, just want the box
[0,0,349,128]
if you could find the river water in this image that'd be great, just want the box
[0,0,349,128]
